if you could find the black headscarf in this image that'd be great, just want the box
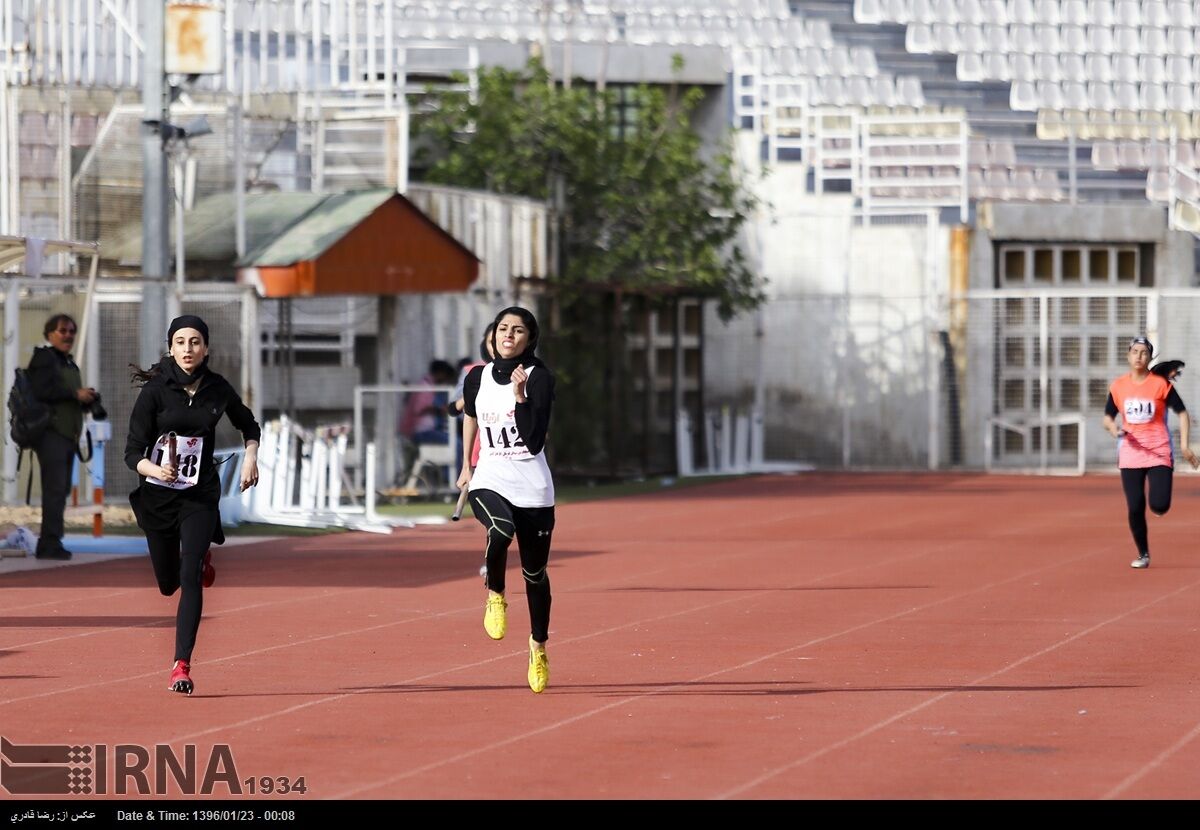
[167,315,210,345]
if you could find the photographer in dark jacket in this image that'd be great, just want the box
[27,313,97,560]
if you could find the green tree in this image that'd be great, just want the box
[412,59,763,474]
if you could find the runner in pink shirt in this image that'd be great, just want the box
[1104,337,1199,569]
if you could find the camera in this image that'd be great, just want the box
[87,393,108,421]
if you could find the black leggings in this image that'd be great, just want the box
[146,509,217,663]
[468,488,554,643]
[1120,466,1174,556]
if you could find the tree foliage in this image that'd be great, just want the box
[412,59,762,318]
[412,60,763,474]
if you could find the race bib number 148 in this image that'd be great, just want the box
[145,433,204,490]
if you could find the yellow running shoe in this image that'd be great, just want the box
[528,636,549,694]
[484,593,508,640]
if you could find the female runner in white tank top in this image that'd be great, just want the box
[458,307,555,693]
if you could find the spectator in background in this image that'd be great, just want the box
[27,313,97,560]
[449,323,496,472]
[399,359,458,447]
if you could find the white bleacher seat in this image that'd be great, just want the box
[1061,54,1087,81]
[960,0,986,23]
[1061,25,1088,53]
[1141,83,1168,111]
[852,47,879,76]
[1147,141,1170,167]
[804,48,829,75]
[1035,53,1061,81]
[1009,24,1036,53]
[1087,80,1116,109]
[957,53,987,81]
[897,76,925,106]
[968,140,989,166]
[1114,81,1140,110]
[1117,140,1146,168]
[1038,81,1065,109]
[848,76,875,106]
[984,51,1012,79]
[960,23,986,52]
[1087,0,1116,26]
[1112,53,1138,81]
[1139,55,1167,84]
[985,167,1013,198]
[1167,56,1193,84]
[989,138,1017,166]
[1034,168,1064,200]
[885,0,914,23]
[1012,53,1036,80]
[910,0,936,22]
[1009,0,1038,25]
[1177,140,1195,166]
[933,22,961,51]
[1063,81,1089,109]
[1114,1,1141,26]
[828,47,852,76]
[1168,83,1193,111]
[984,23,1010,50]
[968,167,988,195]
[1142,28,1168,55]
[19,113,49,144]
[1146,169,1169,201]
[1179,174,1200,200]
[1087,25,1114,53]
[1166,27,1191,54]
[854,0,885,24]
[1092,140,1120,169]
[1035,24,1061,52]
[1086,54,1114,82]
[807,19,834,48]
[1113,26,1141,53]
[1033,0,1061,24]
[1143,1,1170,28]
[1167,2,1194,28]
[906,23,935,53]
[983,0,1009,25]
[1010,81,1039,110]
[1016,167,1041,199]
[871,75,898,105]
[1061,0,1089,25]
[935,0,963,22]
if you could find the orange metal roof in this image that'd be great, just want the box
[237,190,479,297]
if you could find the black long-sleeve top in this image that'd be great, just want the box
[462,361,555,456]
[125,369,261,505]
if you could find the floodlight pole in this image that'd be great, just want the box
[140,0,170,366]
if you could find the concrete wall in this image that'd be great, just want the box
[705,140,948,468]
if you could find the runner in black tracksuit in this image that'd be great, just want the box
[125,315,260,695]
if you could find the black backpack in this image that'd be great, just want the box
[8,367,50,449]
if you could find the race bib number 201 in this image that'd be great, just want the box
[145,433,204,490]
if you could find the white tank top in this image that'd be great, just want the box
[469,364,555,508]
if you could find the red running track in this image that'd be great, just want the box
[1,472,1199,800]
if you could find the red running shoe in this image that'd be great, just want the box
[202,549,215,588]
[168,660,193,695]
